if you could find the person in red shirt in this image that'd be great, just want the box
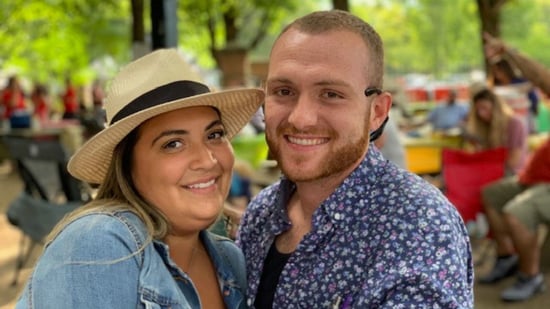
[1,75,26,120]
[31,83,50,122]
[478,137,550,301]
[61,77,79,119]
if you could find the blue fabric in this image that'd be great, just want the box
[237,146,474,308]
[427,103,469,130]
[16,211,247,308]
[230,172,251,200]
[9,111,31,129]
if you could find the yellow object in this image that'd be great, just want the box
[405,145,442,175]
[404,134,463,174]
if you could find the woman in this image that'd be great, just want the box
[15,49,264,308]
[465,88,528,175]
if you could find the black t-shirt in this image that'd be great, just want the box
[254,242,291,309]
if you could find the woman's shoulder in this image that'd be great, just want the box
[506,114,528,137]
[48,211,149,257]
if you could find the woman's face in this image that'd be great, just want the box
[131,106,234,234]
[475,98,493,122]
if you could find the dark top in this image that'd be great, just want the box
[254,241,291,309]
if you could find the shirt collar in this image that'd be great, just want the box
[274,145,387,227]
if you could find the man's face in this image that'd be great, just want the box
[264,28,390,183]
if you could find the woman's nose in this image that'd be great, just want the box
[189,144,218,169]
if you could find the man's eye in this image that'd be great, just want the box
[274,88,292,96]
[322,91,343,99]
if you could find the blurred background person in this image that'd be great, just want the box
[60,76,79,120]
[405,89,469,136]
[491,58,539,134]
[30,83,50,124]
[1,75,30,129]
[374,115,407,169]
[463,88,528,175]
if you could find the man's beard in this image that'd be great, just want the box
[266,122,370,182]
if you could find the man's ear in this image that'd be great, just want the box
[369,91,392,131]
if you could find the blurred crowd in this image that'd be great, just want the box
[0,75,106,138]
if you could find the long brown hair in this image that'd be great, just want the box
[466,88,515,148]
[47,128,169,244]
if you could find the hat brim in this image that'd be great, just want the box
[68,88,264,184]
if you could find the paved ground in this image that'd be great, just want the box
[0,164,549,308]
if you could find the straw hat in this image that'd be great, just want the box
[68,48,264,184]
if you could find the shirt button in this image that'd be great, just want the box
[334,213,342,220]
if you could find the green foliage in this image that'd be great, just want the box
[357,0,480,77]
[2,0,550,90]
[177,0,302,69]
[500,0,550,66]
[0,0,129,87]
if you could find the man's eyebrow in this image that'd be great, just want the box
[266,78,349,88]
[313,79,350,88]
[266,77,292,86]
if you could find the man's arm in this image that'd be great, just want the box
[484,32,550,97]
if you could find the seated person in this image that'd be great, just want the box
[406,90,469,134]
[463,88,528,175]
[478,136,550,302]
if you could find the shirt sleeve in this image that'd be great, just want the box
[506,115,527,149]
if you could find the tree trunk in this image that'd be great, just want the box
[213,48,249,88]
[476,0,509,74]
[131,0,148,59]
[332,0,349,11]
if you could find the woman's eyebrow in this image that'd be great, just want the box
[151,129,188,146]
[150,119,223,146]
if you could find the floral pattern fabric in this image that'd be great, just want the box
[237,146,474,308]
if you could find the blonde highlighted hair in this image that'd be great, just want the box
[47,128,170,245]
[466,88,515,148]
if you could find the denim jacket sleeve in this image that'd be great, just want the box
[16,213,146,308]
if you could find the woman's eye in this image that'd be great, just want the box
[209,129,226,140]
[162,140,183,149]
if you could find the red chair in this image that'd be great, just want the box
[442,147,508,265]
[442,147,508,224]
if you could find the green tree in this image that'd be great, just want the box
[0,0,129,86]
[178,0,300,86]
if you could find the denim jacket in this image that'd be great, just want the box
[16,210,247,308]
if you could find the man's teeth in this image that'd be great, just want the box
[288,136,324,146]
[188,179,215,189]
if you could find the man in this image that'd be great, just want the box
[478,137,550,301]
[479,32,550,302]
[237,10,473,308]
[483,32,550,98]
[407,89,469,134]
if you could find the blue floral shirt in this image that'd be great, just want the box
[237,146,473,308]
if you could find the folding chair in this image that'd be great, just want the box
[441,147,508,265]
[2,134,90,286]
